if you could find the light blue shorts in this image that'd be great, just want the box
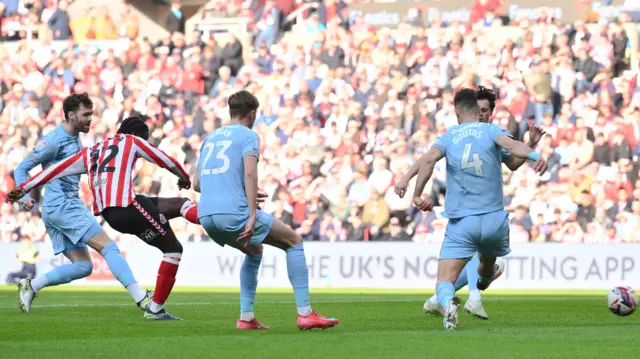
[41,199,102,255]
[440,210,511,260]
[200,210,274,248]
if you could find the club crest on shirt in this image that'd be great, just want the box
[34,140,47,153]
[159,214,167,224]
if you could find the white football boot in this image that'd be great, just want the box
[443,296,461,331]
[424,296,445,317]
[18,278,36,313]
[465,257,506,319]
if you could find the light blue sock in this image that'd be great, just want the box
[100,242,136,287]
[436,281,455,309]
[44,261,93,286]
[285,243,311,313]
[466,254,481,293]
[453,264,469,291]
[240,254,262,313]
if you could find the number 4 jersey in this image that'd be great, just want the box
[18,134,190,215]
[197,124,260,218]
[432,122,512,219]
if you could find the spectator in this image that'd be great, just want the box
[165,0,185,34]
[48,0,71,40]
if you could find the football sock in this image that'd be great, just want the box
[466,254,481,294]
[478,275,493,288]
[151,252,181,312]
[101,242,137,287]
[436,281,455,310]
[180,200,200,224]
[453,264,469,291]
[38,261,92,291]
[285,243,312,316]
[240,254,262,315]
[127,282,147,303]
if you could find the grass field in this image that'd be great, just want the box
[0,286,638,359]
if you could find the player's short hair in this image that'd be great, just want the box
[453,88,478,114]
[228,90,260,119]
[63,93,93,121]
[476,86,497,112]
[118,116,149,137]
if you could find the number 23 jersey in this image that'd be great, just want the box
[432,122,512,219]
[19,134,189,215]
[197,124,260,218]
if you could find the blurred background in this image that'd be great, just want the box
[0,0,640,255]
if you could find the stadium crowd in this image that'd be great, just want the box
[1,0,640,245]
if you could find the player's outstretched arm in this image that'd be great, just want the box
[8,151,87,203]
[395,155,428,198]
[132,136,191,188]
[503,126,546,171]
[495,134,548,175]
[13,138,59,205]
[412,147,444,211]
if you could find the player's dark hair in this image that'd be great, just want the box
[228,90,260,119]
[62,93,93,121]
[476,85,497,112]
[453,88,478,115]
[118,116,149,138]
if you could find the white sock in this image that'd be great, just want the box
[297,305,312,316]
[469,289,481,301]
[30,275,48,292]
[429,295,439,305]
[240,312,255,321]
[126,282,146,303]
[149,301,164,313]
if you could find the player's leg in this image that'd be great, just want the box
[436,217,478,330]
[262,216,339,330]
[146,196,199,224]
[476,210,511,291]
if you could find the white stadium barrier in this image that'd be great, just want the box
[1,242,638,289]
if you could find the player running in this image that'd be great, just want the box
[195,90,339,330]
[8,116,195,320]
[396,86,547,319]
[410,89,547,330]
[9,93,151,314]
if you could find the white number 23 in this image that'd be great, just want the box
[461,143,484,176]
[201,140,232,175]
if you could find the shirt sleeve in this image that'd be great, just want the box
[19,151,87,193]
[133,136,190,181]
[432,134,448,155]
[489,124,514,142]
[14,137,59,202]
[242,131,261,160]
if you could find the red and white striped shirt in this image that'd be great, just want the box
[19,134,190,215]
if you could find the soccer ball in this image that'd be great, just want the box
[607,286,638,317]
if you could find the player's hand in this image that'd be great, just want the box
[533,157,548,175]
[21,198,35,211]
[528,126,546,145]
[5,188,26,204]
[413,195,434,212]
[177,178,191,190]
[257,189,268,204]
[394,179,409,198]
[237,215,256,247]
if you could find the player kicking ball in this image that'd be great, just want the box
[410,89,547,330]
[395,86,546,319]
[194,90,339,331]
[9,93,151,314]
[8,117,200,320]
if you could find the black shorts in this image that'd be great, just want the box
[102,195,173,243]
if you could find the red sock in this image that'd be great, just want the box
[153,253,181,305]
[180,201,200,224]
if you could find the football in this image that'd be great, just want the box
[607,286,638,317]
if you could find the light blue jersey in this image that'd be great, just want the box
[433,122,512,219]
[197,124,273,248]
[14,125,101,254]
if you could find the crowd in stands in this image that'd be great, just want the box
[1,0,640,246]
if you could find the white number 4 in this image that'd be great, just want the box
[201,140,232,175]
[461,143,483,176]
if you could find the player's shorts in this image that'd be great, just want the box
[101,195,173,244]
[200,210,274,248]
[439,209,511,260]
[41,198,102,255]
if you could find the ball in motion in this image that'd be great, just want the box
[608,286,638,317]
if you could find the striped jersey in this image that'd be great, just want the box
[18,134,190,215]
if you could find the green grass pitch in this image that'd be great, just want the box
[0,286,638,359]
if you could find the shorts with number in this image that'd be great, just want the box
[439,209,511,260]
[200,210,274,248]
[42,198,102,255]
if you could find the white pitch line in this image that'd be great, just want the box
[0,296,600,310]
